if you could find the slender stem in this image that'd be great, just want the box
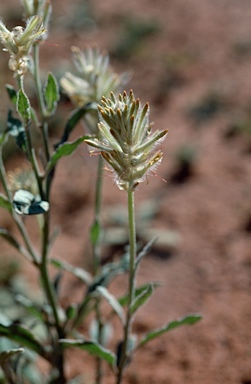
[33,44,46,115]
[33,43,50,162]
[40,210,66,383]
[93,155,104,275]
[16,74,44,198]
[117,188,136,384]
[92,155,104,384]
[127,189,136,308]
[40,212,60,328]
[32,45,65,381]
[32,43,63,345]
[16,74,24,91]
[95,300,104,384]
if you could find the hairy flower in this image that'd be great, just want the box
[21,0,52,38]
[60,46,129,135]
[85,90,168,190]
[61,46,129,106]
[0,15,46,75]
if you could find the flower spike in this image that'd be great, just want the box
[85,90,168,190]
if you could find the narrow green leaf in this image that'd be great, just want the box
[17,89,31,123]
[60,339,116,366]
[0,228,21,251]
[90,219,102,245]
[0,322,48,359]
[89,254,129,292]
[0,194,12,212]
[130,284,154,315]
[137,314,202,349]
[135,237,158,268]
[96,286,125,325]
[47,135,89,173]
[50,258,92,285]
[118,282,161,307]
[44,72,59,116]
[55,103,97,148]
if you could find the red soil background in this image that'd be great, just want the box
[1,1,251,383]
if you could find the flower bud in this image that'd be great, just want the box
[21,0,52,35]
[0,16,46,76]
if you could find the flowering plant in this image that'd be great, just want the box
[0,1,201,383]
[86,90,168,190]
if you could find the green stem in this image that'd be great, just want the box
[33,44,46,115]
[95,300,104,384]
[116,188,136,384]
[41,213,61,330]
[33,44,64,356]
[32,44,62,340]
[40,210,66,383]
[93,155,104,275]
[16,74,24,91]
[16,74,44,198]
[33,43,50,162]
[127,189,136,309]
[92,155,104,384]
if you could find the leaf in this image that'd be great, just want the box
[140,228,182,249]
[55,103,97,148]
[90,219,102,245]
[96,286,125,325]
[118,282,161,307]
[135,237,157,268]
[0,322,48,360]
[60,339,116,366]
[50,258,92,285]
[17,89,31,123]
[44,72,59,116]
[89,254,129,293]
[0,228,22,251]
[0,194,12,212]
[47,135,89,173]
[130,283,154,315]
[137,314,202,349]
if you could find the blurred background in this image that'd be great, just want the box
[0,1,251,383]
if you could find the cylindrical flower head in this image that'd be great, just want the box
[85,90,168,191]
